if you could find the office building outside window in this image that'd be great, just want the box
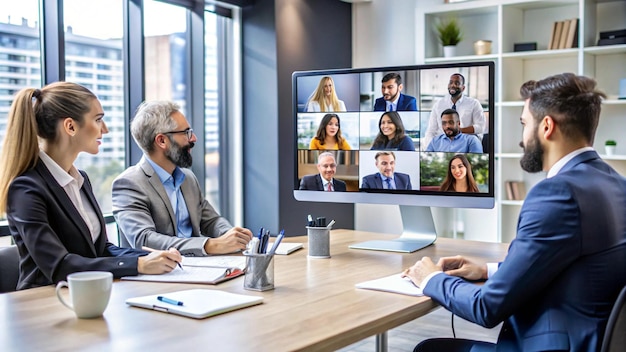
[0,0,42,224]
[64,0,125,213]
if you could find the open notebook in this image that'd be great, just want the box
[126,289,263,319]
[356,273,423,296]
[121,256,246,284]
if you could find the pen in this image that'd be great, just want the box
[307,214,315,227]
[267,229,285,255]
[157,296,184,306]
[177,261,184,271]
[326,219,335,229]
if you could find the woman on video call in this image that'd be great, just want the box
[370,111,415,151]
[439,154,479,192]
[0,82,181,290]
[306,76,347,112]
[309,113,351,150]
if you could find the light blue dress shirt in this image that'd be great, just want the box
[425,133,483,153]
[379,173,397,189]
[145,157,193,238]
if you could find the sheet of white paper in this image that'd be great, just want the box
[356,273,423,296]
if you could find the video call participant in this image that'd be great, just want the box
[423,73,486,148]
[112,101,253,257]
[0,83,181,290]
[404,73,626,352]
[361,151,412,190]
[370,111,416,151]
[306,76,347,112]
[426,109,482,153]
[309,113,351,150]
[299,152,346,192]
[373,72,417,112]
[439,154,479,192]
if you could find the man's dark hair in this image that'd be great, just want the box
[382,72,402,86]
[451,73,465,85]
[441,108,459,120]
[520,73,606,144]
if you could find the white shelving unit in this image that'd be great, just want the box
[416,0,626,243]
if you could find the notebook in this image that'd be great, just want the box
[121,265,244,285]
[182,255,246,269]
[268,242,303,255]
[126,289,263,319]
[356,273,424,296]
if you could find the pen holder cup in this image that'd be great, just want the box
[243,253,275,291]
[307,226,330,258]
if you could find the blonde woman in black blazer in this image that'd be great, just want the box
[0,82,181,290]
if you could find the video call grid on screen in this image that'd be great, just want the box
[293,61,495,200]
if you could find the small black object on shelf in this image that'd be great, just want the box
[513,42,537,52]
[598,29,626,46]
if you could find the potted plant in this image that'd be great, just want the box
[435,17,463,57]
[605,140,617,156]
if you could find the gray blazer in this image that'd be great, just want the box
[112,157,232,256]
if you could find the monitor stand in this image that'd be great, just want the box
[349,205,437,253]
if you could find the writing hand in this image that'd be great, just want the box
[137,248,182,274]
[437,255,487,281]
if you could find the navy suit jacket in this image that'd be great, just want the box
[373,93,417,111]
[7,160,148,290]
[423,151,626,351]
[361,173,412,190]
[299,174,346,192]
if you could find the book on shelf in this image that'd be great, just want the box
[558,20,570,49]
[551,21,564,50]
[505,181,526,201]
[547,22,559,50]
[564,18,579,49]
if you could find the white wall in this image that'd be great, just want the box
[351,0,457,237]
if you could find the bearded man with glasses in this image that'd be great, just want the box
[112,101,253,256]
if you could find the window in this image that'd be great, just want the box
[64,0,125,213]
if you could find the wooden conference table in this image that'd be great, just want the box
[0,230,508,352]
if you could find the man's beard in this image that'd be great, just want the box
[449,87,461,98]
[166,138,194,168]
[519,134,543,173]
[445,127,459,137]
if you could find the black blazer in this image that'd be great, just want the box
[298,174,347,192]
[7,160,148,290]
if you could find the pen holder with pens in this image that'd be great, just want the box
[243,253,274,291]
[306,226,331,258]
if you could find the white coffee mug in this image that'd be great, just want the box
[56,271,113,319]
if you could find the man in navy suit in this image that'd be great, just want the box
[299,152,347,192]
[404,73,626,352]
[361,151,411,190]
[373,72,417,112]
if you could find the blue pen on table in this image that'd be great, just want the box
[157,296,184,306]
[267,229,285,255]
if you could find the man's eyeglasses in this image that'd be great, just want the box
[164,128,194,140]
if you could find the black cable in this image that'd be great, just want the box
[451,312,457,338]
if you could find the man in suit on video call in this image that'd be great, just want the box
[373,72,418,112]
[361,151,411,190]
[299,152,347,192]
[112,101,252,257]
[404,73,626,352]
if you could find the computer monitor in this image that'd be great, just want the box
[293,61,495,253]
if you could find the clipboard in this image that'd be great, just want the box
[126,289,263,319]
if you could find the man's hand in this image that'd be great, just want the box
[204,226,253,254]
[401,256,441,287]
[437,255,488,281]
[137,247,182,274]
